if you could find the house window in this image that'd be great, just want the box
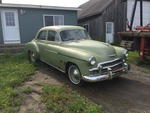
[5,12,15,26]
[43,15,64,26]
[106,23,112,33]
[83,24,89,32]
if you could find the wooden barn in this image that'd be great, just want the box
[78,0,150,44]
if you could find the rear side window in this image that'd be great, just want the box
[37,30,47,40]
[47,30,59,41]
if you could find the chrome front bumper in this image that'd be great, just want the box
[82,62,129,82]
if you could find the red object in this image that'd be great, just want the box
[136,24,150,31]
[140,37,145,60]
[140,36,150,60]
[135,24,150,60]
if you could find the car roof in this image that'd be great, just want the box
[40,25,85,32]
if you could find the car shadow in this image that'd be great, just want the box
[39,62,150,113]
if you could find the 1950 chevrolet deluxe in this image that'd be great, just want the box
[26,26,129,85]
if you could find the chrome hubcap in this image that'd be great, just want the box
[68,65,81,84]
[30,52,36,62]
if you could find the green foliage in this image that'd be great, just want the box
[18,87,33,94]
[128,51,150,73]
[0,53,36,112]
[42,84,104,113]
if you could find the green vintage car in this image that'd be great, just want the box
[26,26,129,85]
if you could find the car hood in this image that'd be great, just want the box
[62,40,118,62]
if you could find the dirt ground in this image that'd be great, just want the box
[18,64,150,113]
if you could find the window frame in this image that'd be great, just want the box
[47,30,60,42]
[36,30,48,41]
[106,22,114,34]
[5,12,16,26]
[82,24,90,33]
[43,14,64,26]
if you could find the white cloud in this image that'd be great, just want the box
[2,0,89,7]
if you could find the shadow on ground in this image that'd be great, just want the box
[40,62,150,113]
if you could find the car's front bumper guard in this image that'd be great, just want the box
[82,63,129,82]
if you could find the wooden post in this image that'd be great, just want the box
[140,37,145,60]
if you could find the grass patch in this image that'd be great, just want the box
[128,51,150,73]
[0,53,37,113]
[0,53,104,113]
[42,84,104,113]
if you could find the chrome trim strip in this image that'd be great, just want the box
[89,68,98,72]
[83,64,129,82]
[108,54,116,57]
[98,58,120,66]
[89,58,122,72]
[89,56,94,62]
[102,62,123,69]
[82,74,109,82]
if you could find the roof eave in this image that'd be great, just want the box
[0,3,80,11]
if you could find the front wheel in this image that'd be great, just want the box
[28,51,37,63]
[68,65,83,85]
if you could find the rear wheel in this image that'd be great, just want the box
[68,65,82,85]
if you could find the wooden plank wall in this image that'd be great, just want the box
[79,0,127,43]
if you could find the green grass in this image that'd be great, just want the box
[42,84,104,113]
[128,51,150,73]
[0,53,104,113]
[0,53,37,113]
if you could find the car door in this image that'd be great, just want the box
[44,30,61,68]
[35,30,48,61]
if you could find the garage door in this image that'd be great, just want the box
[127,0,150,30]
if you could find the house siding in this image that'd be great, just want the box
[0,7,77,44]
[78,0,127,43]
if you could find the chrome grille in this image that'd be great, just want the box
[101,59,123,68]
[99,58,124,74]
[89,58,125,74]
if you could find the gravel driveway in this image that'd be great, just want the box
[20,63,150,113]
[44,64,150,113]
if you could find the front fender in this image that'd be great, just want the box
[25,40,40,58]
[113,46,127,58]
[58,53,90,76]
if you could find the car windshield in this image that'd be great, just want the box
[60,29,91,42]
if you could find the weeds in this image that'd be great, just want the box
[0,53,37,113]
[42,84,104,113]
[128,51,150,73]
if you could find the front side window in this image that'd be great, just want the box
[47,30,59,41]
[37,30,47,40]
[83,24,89,32]
[60,29,91,42]
[44,15,64,26]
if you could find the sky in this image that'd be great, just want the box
[2,0,89,7]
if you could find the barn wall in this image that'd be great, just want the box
[78,0,127,43]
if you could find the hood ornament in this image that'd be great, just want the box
[108,54,116,58]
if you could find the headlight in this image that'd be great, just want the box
[124,50,128,57]
[89,56,96,65]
